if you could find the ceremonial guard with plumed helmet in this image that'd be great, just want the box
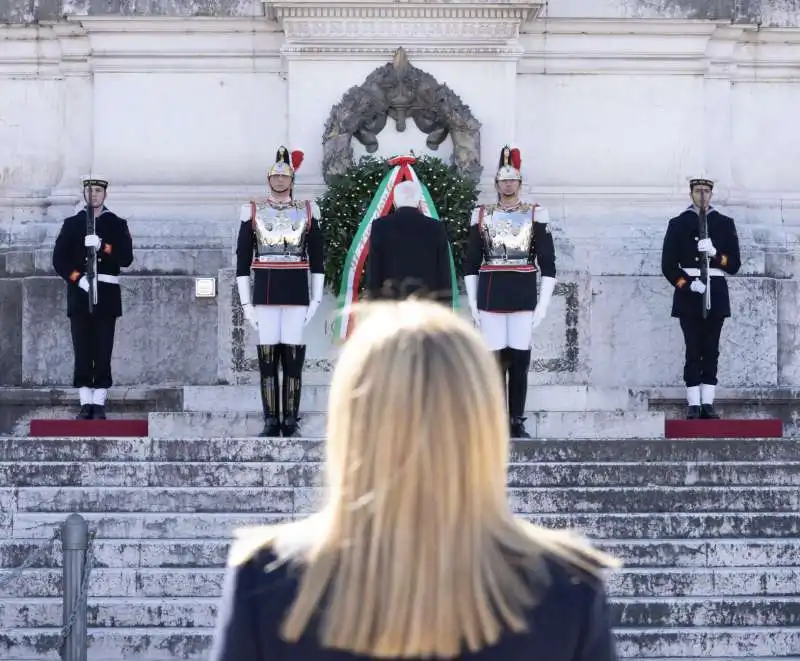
[464,146,557,438]
[661,176,741,419]
[52,174,134,420]
[236,147,325,437]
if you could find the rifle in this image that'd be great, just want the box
[86,202,98,312]
[698,191,710,319]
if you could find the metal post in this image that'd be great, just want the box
[61,514,88,661]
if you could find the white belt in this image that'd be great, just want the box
[255,255,305,263]
[485,258,530,266]
[95,274,120,285]
[683,267,724,278]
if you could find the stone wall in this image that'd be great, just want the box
[0,266,789,388]
[2,0,799,389]
[2,1,799,25]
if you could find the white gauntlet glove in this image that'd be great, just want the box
[532,276,556,329]
[690,279,706,294]
[305,273,325,327]
[84,234,101,250]
[77,276,89,292]
[236,276,258,332]
[463,275,480,327]
[697,238,717,257]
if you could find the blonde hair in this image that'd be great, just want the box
[228,299,619,658]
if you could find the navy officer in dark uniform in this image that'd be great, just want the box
[52,175,134,420]
[661,176,741,419]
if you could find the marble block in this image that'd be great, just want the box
[590,275,778,387]
[21,276,220,386]
[0,280,23,385]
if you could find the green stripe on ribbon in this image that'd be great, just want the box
[333,165,401,341]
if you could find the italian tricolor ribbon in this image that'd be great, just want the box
[333,155,459,341]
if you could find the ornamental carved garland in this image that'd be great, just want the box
[321,47,483,185]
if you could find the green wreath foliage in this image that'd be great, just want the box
[317,154,480,294]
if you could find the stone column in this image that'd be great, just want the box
[47,21,94,224]
[702,24,742,194]
[0,24,65,247]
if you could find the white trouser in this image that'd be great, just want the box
[254,305,307,345]
[478,311,534,351]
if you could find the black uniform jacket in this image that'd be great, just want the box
[209,542,618,661]
[365,207,453,306]
[236,200,324,307]
[52,206,134,318]
[464,204,556,313]
[661,206,741,319]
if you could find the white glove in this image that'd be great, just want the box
[236,276,258,332]
[690,279,706,294]
[532,276,556,329]
[463,275,480,326]
[84,234,101,250]
[77,276,89,292]
[697,238,717,257]
[304,274,325,327]
[242,303,258,332]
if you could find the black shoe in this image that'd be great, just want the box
[700,404,720,419]
[686,405,701,419]
[510,416,531,439]
[258,415,282,437]
[76,404,93,420]
[92,405,107,420]
[281,416,300,437]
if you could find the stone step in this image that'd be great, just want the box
[147,411,666,439]
[182,384,648,413]
[3,438,797,463]
[0,627,796,659]
[1,596,797,629]
[7,512,799,540]
[3,485,797,516]
[2,567,797,598]
[3,539,798,570]
[3,461,797,488]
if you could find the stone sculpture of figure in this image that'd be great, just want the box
[321,47,482,184]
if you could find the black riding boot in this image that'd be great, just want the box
[508,348,532,438]
[280,344,306,437]
[493,348,510,401]
[256,345,282,437]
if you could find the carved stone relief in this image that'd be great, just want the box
[321,47,483,184]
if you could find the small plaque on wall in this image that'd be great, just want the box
[195,277,217,298]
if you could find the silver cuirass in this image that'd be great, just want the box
[481,204,534,264]
[252,201,309,262]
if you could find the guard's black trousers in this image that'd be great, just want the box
[679,315,724,387]
[70,315,117,389]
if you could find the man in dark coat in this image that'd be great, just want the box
[661,176,741,420]
[52,175,134,420]
[366,180,453,307]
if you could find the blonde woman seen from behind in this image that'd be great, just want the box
[210,299,620,661]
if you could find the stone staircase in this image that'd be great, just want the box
[1,437,799,660]
[151,380,665,438]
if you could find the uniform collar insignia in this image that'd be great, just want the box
[77,204,111,217]
[686,204,715,215]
